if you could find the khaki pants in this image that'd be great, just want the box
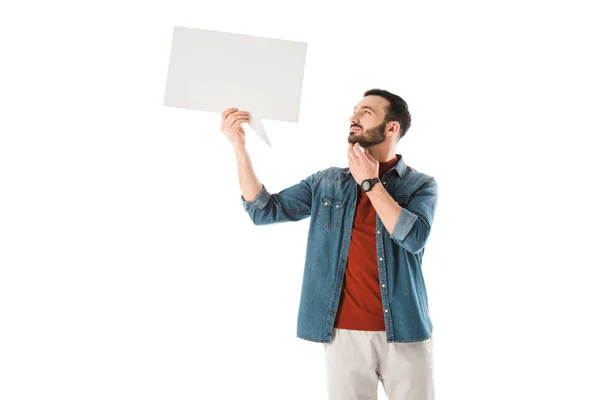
[323,328,435,400]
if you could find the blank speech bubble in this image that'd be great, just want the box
[163,26,308,147]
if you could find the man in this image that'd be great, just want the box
[220,89,438,400]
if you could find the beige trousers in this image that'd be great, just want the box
[323,328,435,400]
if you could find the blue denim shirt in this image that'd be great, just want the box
[241,154,438,343]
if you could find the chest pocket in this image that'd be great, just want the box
[316,195,345,228]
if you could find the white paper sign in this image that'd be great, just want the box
[163,26,308,147]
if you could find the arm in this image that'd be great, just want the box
[368,178,438,254]
[347,143,438,254]
[241,172,314,226]
[219,107,314,225]
[219,108,263,202]
[365,183,402,234]
[235,147,263,203]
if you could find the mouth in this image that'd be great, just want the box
[350,127,361,131]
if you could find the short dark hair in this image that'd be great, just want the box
[363,88,411,140]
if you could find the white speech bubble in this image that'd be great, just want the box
[163,26,308,147]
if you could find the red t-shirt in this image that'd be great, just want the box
[334,155,399,331]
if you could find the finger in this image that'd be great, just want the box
[232,120,243,132]
[359,147,373,164]
[225,110,249,119]
[224,116,249,131]
[231,117,251,129]
[222,108,238,119]
[364,149,376,163]
[353,143,366,160]
[229,116,251,128]
[348,149,358,164]
[348,143,358,159]
[226,111,249,122]
[226,112,250,125]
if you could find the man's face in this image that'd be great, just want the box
[348,95,390,148]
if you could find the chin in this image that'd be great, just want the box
[349,136,369,146]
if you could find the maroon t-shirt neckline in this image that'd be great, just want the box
[378,155,398,178]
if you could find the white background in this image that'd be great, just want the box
[1,0,599,399]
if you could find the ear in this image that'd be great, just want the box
[388,122,401,139]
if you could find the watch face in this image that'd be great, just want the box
[361,181,370,191]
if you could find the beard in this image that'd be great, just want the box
[348,120,387,148]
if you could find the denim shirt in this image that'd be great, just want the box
[241,154,438,343]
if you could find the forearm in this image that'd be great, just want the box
[366,183,402,234]
[235,147,263,202]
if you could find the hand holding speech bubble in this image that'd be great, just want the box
[163,26,308,147]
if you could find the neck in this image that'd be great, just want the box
[365,142,396,163]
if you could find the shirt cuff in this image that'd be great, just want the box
[241,184,271,211]
[391,207,418,242]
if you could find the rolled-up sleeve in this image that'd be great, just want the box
[241,184,271,211]
[240,173,315,225]
[391,177,438,254]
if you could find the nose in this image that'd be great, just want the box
[349,113,359,126]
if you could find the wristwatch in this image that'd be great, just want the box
[360,177,380,192]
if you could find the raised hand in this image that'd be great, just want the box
[221,108,251,151]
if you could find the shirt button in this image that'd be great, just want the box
[377,231,381,234]
[330,310,335,315]
[335,205,340,208]
[385,309,389,312]
[336,284,340,289]
[382,284,385,287]
[383,182,387,185]
[379,257,383,261]
[341,259,345,263]
[324,202,328,205]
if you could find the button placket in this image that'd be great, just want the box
[376,219,391,325]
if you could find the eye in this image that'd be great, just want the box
[364,110,370,114]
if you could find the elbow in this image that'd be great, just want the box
[391,219,432,254]
[407,239,428,254]
[246,210,266,226]
[393,237,428,254]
